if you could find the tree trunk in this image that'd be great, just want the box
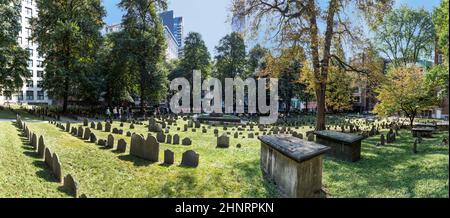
[62,77,69,113]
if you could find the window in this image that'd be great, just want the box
[26,91,34,100]
[37,60,43,68]
[37,70,44,77]
[26,18,32,26]
[29,70,33,77]
[27,59,33,68]
[37,80,43,88]
[354,96,361,103]
[26,80,33,88]
[18,37,22,45]
[27,48,33,58]
[18,91,24,101]
[353,87,360,94]
[25,0,32,5]
[25,7,32,18]
[27,38,33,46]
[37,91,44,100]
[25,28,32,38]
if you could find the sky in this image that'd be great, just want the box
[103,0,442,56]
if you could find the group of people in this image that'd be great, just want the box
[105,106,132,122]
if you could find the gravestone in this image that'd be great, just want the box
[31,133,37,148]
[52,153,62,183]
[130,123,135,129]
[130,135,159,162]
[37,136,45,158]
[89,133,97,143]
[63,174,79,198]
[90,122,95,129]
[166,134,172,144]
[83,118,88,126]
[112,128,119,134]
[180,150,199,167]
[164,149,174,165]
[157,132,166,143]
[173,134,180,145]
[307,133,315,142]
[234,132,238,138]
[380,134,385,146]
[126,131,132,137]
[117,139,127,153]
[248,133,254,139]
[97,139,106,146]
[149,118,162,132]
[105,122,111,132]
[217,134,230,148]
[83,128,91,140]
[236,144,242,148]
[96,122,103,131]
[182,137,192,146]
[314,131,364,162]
[259,134,330,198]
[66,123,71,132]
[77,126,84,138]
[44,148,53,169]
[107,134,114,149]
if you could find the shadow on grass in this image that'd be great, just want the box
[231,159,278,198]
[118,154,157,167]
[32,160,58,183]
[324,130,449,197]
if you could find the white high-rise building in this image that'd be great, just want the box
[0,0,52,105]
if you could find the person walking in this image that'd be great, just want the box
[113,107,118,120]
[106,107,112,123]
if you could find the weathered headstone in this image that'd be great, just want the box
[66,123,71,132]
[117,139,127,153]
[173,134,180,145]
[83,118,88,126]
[63,174,79,198]
[77,126,84,138]
[52,153,62,183]
[130,135,159,162]
[96,122,103,131]
[217,134,230,148]
[90,122,95,129]
[37,136,45,158]
[107,134,114,149]
[157,132,166,143]
[44,148,53,169]
[180,150,199,167]
[31,133,37,148]
[105,122,111,132]
[166,134,172,144]
[182,137,192,146]
[89,133,97,143]
[164,149,174,165]
[380,134,385,146]
[83,128,91,140]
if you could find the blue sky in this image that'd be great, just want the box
[103,0,442,55]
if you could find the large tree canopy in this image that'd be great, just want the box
[234,0,393,130]
[119,0,168,110]
[214,32,247,81]
[176,32,211,82]
[0,0,29,94]
[433,0,449,62]
[31,0,105,112]
[374,6,436,66]
[374,66,439,127]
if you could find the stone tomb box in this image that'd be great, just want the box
[314,130,364,162]
[259,134,330,198]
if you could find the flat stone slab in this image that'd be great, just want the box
[258,134,330,163]
[412,127,435,132]
[314,130,364,144]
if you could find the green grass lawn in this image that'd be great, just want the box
[0,111,448,198]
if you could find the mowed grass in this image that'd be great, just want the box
[0,121,68,198]
[0,111,448,198]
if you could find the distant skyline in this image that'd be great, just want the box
[103,0,442,56]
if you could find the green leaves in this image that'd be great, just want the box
[0,0,29,93]
[374,6,436,66]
